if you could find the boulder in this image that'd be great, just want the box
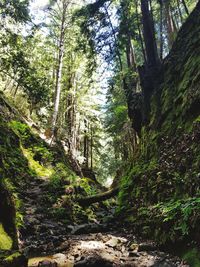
[38,260,57,267]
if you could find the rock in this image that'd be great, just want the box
[129,243,139,251]
[129,251,140,257]
[29,254,70,267]
[105,237,119,248]
[74,256,113,267]
[71,223,107,235]
[138,242,157,252]
[38,260,57,267]
[55,241,69,252]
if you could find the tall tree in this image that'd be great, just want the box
[51,0,70,140]
[141,0,160,67]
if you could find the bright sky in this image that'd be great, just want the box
[30,0,49,9]
[29,0,49,24]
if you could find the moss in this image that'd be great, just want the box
[22,147,53,177]
[5,252,21,262]
[0,224,13,250]
[182,248,200,267]
[2,251,28,267]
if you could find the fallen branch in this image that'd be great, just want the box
[76,187,119,206]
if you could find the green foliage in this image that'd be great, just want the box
[80,177,96,196]
[0,0,30,23]
[0,120,34,184]
[0,224,13,250]
[4,179,24,229]
[182,248,200,267]
[4,252,21,262]
[9,120,31,144]
[22,147,53,177]
[155,198,200,237]
[51,207,69,221]
[10,120,53,169]
[49,163,77,189]
[31,146,53,166]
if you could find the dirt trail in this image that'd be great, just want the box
[20,178,189,267]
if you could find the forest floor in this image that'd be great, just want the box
[19,177,189,267]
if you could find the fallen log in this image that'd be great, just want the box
[76,187,119,206]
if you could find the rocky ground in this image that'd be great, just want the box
[19,178,190,267]
[28,232,189,267]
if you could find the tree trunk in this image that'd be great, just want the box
[141,0,159,67]
[76,187,119,206]
[84,119,89,168]
[164,0,175,48]
[159,0,164,60]
[90,126,93,170]
[181,0,189,15]
[13,83,20,97]
[51,1,67,140]
[136,0,147,64]
[177,0,184,24]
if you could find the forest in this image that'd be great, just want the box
[0,0,200,266]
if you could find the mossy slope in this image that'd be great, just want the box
[118,1,200,247]
[0,92,103,260]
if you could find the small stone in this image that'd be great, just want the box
[129,251,140,257]
[129,243,139,251]
[138,242,157,252]
[105,237,119,248]
[55,241,69,252]
[38,260,57,267]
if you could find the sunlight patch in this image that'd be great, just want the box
[80,241,105,250]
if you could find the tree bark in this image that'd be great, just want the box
[164,0,175,48]
[181,0,189,15]
[159,0,164,60]
[141,0,159,67]
[84,119,89,168]
[76,187,119,206]
[51,1,67,140]
[90,126,93,170]
[177,0,184,24]
[136,0,147,64]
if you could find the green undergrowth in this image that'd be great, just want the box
[117,148,200,244]
[9,120,101,224]
[0,224,13,250]
[0,118,32,251]
[46,163,99,223]
[9,120,54,168]
[182,248,200,267]
[122,197,200,244]
[22,147,53,177]
[8,120,102,223]
[0,116,99,255]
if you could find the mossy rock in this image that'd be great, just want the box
[0,252,28,267]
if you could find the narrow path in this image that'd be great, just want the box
[20,178,69,255]
[20,178,189,267]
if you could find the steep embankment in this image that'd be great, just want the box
[0,93,107,266]
[0,94,30,266]
[117,0,200,253]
